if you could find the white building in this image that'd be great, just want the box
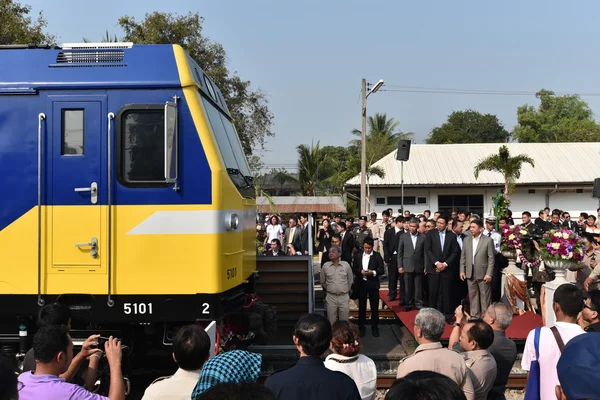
[344,142,600,221]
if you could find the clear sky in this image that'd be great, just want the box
[25,0,600,169]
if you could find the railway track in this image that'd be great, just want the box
[259,374,527,389]
[375,373,526,389]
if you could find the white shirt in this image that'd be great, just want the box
[410,233,418,249]
[141,368,201,400]
[521,322,585,400]
[324,354,377,400]
[472,234,481,264]
[362,252,374,280]
[457,234,463,250]
[267,224,283,242]
[394,226,401,234]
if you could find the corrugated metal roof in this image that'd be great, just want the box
[345,142,600,187]
[257,196,347,213]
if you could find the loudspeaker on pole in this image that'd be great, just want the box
[593,178,600,198]
[396,139,411,161]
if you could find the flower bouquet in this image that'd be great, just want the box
[538,229,584,284]
[539,229,584,264]
[500,225,521,255]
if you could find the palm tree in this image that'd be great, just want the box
[296,141,329,196]
[350,113,413,185]
[474,145,535,194]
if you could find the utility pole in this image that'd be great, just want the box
[360,78,367,216]
[401,161,404,215]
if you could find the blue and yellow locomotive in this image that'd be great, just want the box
[0,42,257,358]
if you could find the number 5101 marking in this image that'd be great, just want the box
[124,303,153,315]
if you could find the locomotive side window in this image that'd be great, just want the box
[62,109,84,155]
[202,97,239,171]
[119,107,166,185]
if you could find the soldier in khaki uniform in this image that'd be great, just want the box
[320,246,354,324]
[367,212,382,252]
[142,325,211,400]
[354,216,373,251]
[396,308,475,400]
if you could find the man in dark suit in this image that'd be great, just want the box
[424,215,460,320]
[266,239,285,256]
[284,217,302,255]
[383,217,405,303]
[562,212,579,234]
[336,222,355,264]
[299,213,310,255]
[397,218,426,311]
[265,314,361,400]
[352,237,385,337]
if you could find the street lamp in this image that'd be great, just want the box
[360,78,384,216]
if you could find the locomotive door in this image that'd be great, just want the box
[50,100,103,270]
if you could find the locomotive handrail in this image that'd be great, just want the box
[37,113,46,307]
[107,112,115,307]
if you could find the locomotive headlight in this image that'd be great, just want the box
[225,213,240,231]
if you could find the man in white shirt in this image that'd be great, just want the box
[142,324,211,400]
[521,284,585,400]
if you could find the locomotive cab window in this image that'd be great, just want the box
[117,103,179,187]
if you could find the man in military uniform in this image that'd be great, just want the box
[354,216,373,251]
[331,214,343,233]
[367,212,382,252]
[142,324,211,400]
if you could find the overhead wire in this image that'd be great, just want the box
[379,84,600,97]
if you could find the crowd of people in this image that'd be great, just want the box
[1,208,599,399]
[1,302,599,400]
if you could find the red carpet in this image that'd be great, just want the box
[379,289,542,340]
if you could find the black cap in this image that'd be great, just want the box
[359,216,367,221]
[334,214,342,218]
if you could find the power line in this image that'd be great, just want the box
[380,85,600,97]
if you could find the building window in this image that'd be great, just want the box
[417,197,427,204]
[376,197,386,205]
[118,106,166,185]
[388,196,416,205]
[62,109,84,155]
[438,195,484,217]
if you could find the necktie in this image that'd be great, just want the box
[440,232,445,250]
[487,232,492,237]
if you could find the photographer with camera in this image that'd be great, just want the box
[448,305,497,400]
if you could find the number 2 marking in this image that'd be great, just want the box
[202,303,210,314]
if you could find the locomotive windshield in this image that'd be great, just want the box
[201,95,254,197]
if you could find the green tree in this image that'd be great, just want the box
[295,141,331,196]
[0,0,55,45]
[117,11,274,154]
[513,89,600,142]
[473,145,535,194]
[426,110,509,144]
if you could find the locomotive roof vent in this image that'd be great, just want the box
[62,42,133,49]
